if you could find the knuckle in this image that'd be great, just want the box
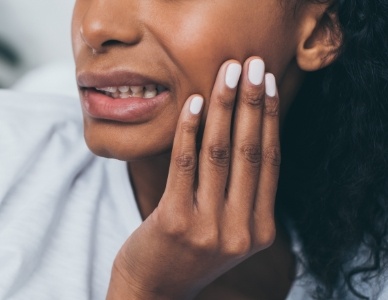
[223,233,252,257]
[162,214,190,238]
[215,93,235,110]
[262,146,281,167]
[264,96,279,116]
[240,143,262,165]
[208,144,231,167]
[175,154,197,173]
[256,226,276,249]
[180,120,199,134]
[191,228,219,253]
[241,89,264,109]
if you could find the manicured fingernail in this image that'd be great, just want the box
[248,59,265,85]
[265,73,277,97]
[225,63,242,89]
[189,96,204,115]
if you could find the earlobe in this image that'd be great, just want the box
[296,6,342,72]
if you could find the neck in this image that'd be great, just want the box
[128,153,171,220]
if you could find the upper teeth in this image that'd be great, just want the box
[96,85,166,99]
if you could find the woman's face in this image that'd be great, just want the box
[72,0,302,160]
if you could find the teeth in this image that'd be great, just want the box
[144,85,157,98]
[97,87,118,93]
[96,84,166,99]
[131,86,144,97]
[130,86,143,94]
[119,92,131,99]
[133,92,144,97]
[144,89,157,98]
[118,86,130,93]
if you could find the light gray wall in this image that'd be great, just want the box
[0,0,75,87]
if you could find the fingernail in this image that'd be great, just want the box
[265,73,277,97]
[248,59,265,85]
[189,96,204,115]
[225,63,242,89]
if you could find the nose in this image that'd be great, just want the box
[80,2,143,53]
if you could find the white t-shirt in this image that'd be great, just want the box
[0,90,142,299]
[0,89,386,299]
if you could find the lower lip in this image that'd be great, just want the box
[81,89,169,123]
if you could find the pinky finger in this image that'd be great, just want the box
[164,95,204,204]
[253,74,280,245]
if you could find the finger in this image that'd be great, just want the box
[253,73,280,244]
[164,95,204,206]
[226,57,265,222]
[197,61,242,211]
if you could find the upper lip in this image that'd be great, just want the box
[77,69,170,90]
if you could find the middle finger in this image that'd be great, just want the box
[227,57,265,221]
[197,60,242,213]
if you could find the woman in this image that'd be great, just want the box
[0,0,387,299]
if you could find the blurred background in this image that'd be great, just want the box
[0,0,77,97]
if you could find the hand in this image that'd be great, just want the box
[107,57,281,299]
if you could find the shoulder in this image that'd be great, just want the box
[0,89,82,150]
[0,88,80,121]
[0,91,142,299]
[0,89,84,163]
[0,89,89,204]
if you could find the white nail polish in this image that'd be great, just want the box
[248,59,265,85]
[225,63,242,89]
[189,96,204,115]
[265,73,277,97]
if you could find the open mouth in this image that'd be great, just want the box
[95,85,168,99]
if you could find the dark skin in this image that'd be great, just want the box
[72,0,341,298]
[128,153,295,300]
[108,61,293,300]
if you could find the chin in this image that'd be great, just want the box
[83,121,174,162]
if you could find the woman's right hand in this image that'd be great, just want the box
[107,56,281,299]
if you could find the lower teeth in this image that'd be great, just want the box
[98,85,167,99]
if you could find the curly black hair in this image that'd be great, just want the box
[277,0,388,298]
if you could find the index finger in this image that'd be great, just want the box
[164,95,204,202]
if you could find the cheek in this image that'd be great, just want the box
[73,1,298,161]
[150,5,295,101]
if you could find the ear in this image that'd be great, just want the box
[296,4,342,71]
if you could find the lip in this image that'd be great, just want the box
[77,70,170,89]
[80,88,170,123]
[77,70,171,123]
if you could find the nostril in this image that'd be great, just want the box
[101,40,123,47]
